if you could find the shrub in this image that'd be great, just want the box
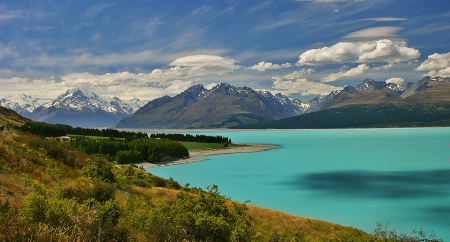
[145,185,254,241]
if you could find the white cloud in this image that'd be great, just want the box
[282,68,315,79]
[272,69,339,96]
[297,0,364,2]
[322,64,369,82]
[191,5,211,15]
[169,55,240,75]
[297,39,420,66]
[385,77,405,85]
[415,52,450,77]
[1,55,242,101]
[344,26,402,39]
[0,43,18,60]
[363,17,407,22]
[249,61,292,71]
[272,77,341,96]
[58,71,196,100]
[0,77,61,100]
[373,63,394,71]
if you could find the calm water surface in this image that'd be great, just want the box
[147,128,450,239]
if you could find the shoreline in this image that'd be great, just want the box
[132,143,278,169]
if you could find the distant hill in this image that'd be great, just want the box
[0,106,30,127]
[116,83,311,129]
[234,76,450,129]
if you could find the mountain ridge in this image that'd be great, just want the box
[116,83,311,129]
[235,76,450,129]
[2,76,449,129]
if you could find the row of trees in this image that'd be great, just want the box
[150,133,232,143]
[69,136,189,164]
[19,121,148,140]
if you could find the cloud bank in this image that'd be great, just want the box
[297,39,420,66]
[249,61,292,71]
[385,77,405,85]
[322,64,369,82]
[415,52,450,77]
[272,78,341,96]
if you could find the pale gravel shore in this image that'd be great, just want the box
[132,143,278,169]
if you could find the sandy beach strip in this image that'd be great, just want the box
[133,143,278,169]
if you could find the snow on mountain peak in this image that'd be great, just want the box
[39,88,143,115]
[0,94,43,116]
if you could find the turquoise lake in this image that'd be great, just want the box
[147,128,450,239]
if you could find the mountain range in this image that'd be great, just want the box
[1,88,143,128]
[1,76,449,129]
[236,76,450,129]
[118,76,450,129]
[115,83,318,129]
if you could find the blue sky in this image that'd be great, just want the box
[1,0,449,101]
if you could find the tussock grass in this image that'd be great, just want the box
[247,205,374,241]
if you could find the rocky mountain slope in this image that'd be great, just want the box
[116,83,311,129]
[321,78,406,109]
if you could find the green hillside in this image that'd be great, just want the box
[0,106,30,127]
[234,102,450,129]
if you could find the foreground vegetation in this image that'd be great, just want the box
[0,107,443,241]
[0,128,380,241]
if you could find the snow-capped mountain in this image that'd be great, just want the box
[29,88,143,128]
[0,94,43,118]
[117,83,311,129]
[306,90,341,112]
[355,78,407,94]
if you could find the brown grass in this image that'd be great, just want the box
[247,205,375,241]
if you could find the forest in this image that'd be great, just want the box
[18,121,192,164]
[150,132,231,144]
[69,136,189,164]
[18,121,148,140]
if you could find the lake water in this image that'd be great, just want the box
[147,128,450,239]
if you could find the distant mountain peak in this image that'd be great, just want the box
[25,88,144,128]
[356,78,387,92]
[184,84,207,98]
[116,83,309,129]
[0,93,43,117]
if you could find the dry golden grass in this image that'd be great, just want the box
[246,205,376,241]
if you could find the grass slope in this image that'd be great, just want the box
[0,106,30,127]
